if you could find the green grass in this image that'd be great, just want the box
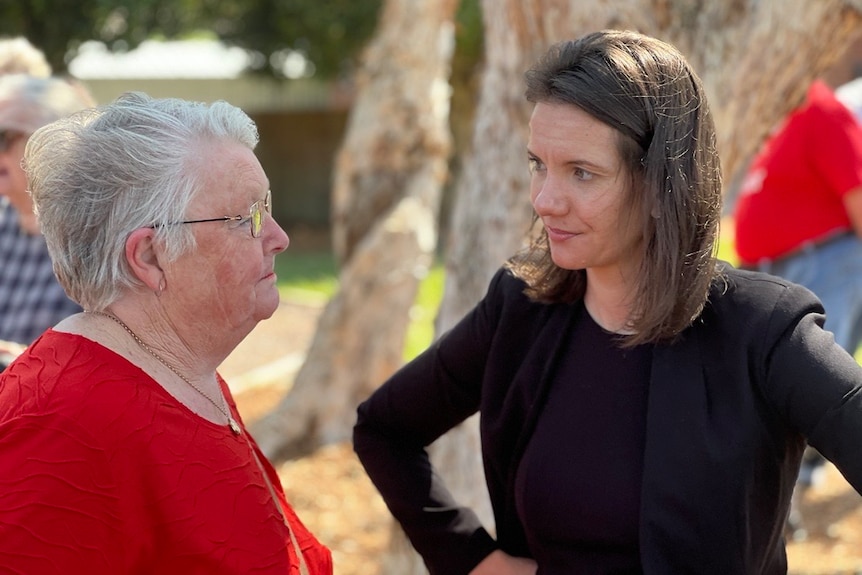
[403,264,446,360]
[275,250,445,360]
[717,227,739,266]
[275,250,339,303]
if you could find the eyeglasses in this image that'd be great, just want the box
[174,190,272,238]
[0,130,26,153]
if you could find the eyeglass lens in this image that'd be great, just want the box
[250,190,272,238]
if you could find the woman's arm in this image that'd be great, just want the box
[842,185,862,235]
[353,269,511,575]
[760,282,862,492]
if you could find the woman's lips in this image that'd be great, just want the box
[546,226,578,242]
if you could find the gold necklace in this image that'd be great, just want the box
[89,310,241,435]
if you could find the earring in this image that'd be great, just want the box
[156,279,165,297]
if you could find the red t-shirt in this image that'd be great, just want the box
[733,81,862,264]
[0,329,333,575]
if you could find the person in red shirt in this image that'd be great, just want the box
[734,80,862,268]
[733,79,862,540]
[0,92,332,575]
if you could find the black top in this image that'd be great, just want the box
[515,306,651,574]
[354,265,862,575]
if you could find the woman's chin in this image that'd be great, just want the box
[252,289,282,321]
[550,251,582,271]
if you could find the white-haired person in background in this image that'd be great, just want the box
[0,92,333,574]
[0,74,94,367]
[0,36,51,77]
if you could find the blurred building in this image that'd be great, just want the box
[71,39,350,240]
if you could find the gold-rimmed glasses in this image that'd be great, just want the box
[172,190,272,238]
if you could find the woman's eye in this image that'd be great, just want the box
[528,157,545,174]
[574,167,593,181]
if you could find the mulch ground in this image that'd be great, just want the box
[225,299,862,575]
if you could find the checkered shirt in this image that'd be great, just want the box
[0,200,81,344]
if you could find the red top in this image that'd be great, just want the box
[0,329,333,575]
[733,80,862,264]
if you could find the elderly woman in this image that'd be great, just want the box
[0,92,332,574]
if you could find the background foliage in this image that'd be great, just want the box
[0,0,384,78]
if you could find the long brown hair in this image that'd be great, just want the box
[508,30,722,347]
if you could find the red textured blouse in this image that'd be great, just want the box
[0,329,333,575]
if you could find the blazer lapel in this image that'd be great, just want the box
[639,326,748,573]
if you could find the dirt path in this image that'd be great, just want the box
[226,298,862,575]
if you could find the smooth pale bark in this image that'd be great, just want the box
[382,1,862,573]
[251,0,458,461]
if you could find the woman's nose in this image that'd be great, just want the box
[264,213,289,254]
[532,180,565,216]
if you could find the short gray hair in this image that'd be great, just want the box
[24,91,260,310]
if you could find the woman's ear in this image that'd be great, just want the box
[125,227,165,294]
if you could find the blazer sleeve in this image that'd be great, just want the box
[757,278,862,491]
[352,269,511,575]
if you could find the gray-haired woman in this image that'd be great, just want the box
[0,92,332,574]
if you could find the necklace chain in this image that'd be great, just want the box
[88,310,241,435]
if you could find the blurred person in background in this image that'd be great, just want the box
[0,91,332,574]
[0,36,51,77]
[0,36,60,367]
[0,74,93,368]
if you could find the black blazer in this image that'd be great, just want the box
[354,264,862,574]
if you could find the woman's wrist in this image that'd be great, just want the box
[469,550,537,575]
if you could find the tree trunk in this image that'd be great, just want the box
[251,0,459,461]
[381,1,862,573]
[650,0,862,207]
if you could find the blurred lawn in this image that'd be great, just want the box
[717,217,739,266]
[275,250,444,360]
[275,250,339,301]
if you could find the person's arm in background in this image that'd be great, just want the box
[812,81,862,230]
[843,186,862,235]
[0,339,26,370]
